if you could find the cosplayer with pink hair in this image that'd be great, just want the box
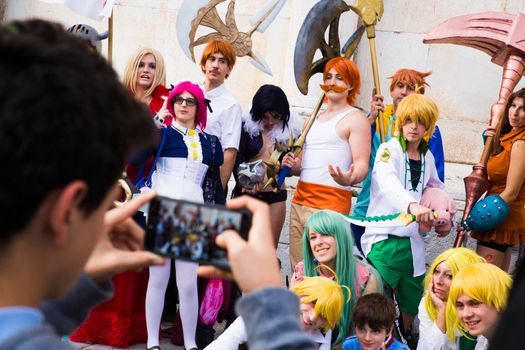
[167,81,208,130]
[145,81,223,350]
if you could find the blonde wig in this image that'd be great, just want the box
[291,274,350,331]
[423,248,486,322]
[395,93,439,141]
[122,48,166,98]
[445,263,512,342]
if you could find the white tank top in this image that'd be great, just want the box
[300,108,356,190]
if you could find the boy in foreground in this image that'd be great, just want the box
[0,19,163,349]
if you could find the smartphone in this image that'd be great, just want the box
[145,195,252,270]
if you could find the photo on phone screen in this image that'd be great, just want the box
[145,196,251,269]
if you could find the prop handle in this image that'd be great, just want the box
[367,34,386,143]
[276,166,291,188]
[302,93,325,136]
[454,54,525,247]
[274,93,325,189]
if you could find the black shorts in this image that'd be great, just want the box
[241,190,287,205]
[477,239,512,253]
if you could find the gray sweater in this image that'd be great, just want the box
[0,274,113,350]
[236,287,317,350]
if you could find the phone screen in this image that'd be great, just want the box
[145,196,251,269]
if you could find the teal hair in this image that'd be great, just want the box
[302,210,384,345]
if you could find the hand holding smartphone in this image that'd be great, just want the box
[197,196,283,292]
[145,196,252,270]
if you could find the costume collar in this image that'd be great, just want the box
[397,135,429,154]
[500,126,525,143]
[151,84,169,99]
[381,335,394,349]
[0,307,44,343]
[242,111,303,143]
[171,121,203,136]
[202,82,226,98]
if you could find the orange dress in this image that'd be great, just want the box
[472,127,525,245]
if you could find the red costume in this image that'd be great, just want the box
[69,85,169,347]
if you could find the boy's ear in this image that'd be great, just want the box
[47,181,88,246]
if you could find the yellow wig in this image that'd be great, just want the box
[423,248,486,322]
[122,48,166,98]
[291,275,350,331]
[445,263,512,342]
[394,93,439,141]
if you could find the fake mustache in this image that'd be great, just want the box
[319,84,348,93]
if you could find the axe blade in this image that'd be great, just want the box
[249,0,287,33]
[293,0,350,95]
[249,51,273,76]
[423,12,523,67]
[342,23,365,58]
[176,0,217,63]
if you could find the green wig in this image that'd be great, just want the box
[302,210,384,345]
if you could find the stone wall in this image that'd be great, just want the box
[0,0,6,22]
[6,0,525,164]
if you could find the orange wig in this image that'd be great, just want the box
[388,69,432,94]
[200,39,236,76]
[323,57,361,106]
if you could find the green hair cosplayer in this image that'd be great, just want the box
[302,210,384,345]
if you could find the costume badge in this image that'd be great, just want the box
[380,148,391,162]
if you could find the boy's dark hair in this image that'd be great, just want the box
[352,293,395,331]
[0,19,156,245]
[249,84,290,131]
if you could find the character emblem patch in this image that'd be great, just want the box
[380,148,391,162]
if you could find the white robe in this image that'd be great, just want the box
[361,138,444,276]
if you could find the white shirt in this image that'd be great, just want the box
[361,138,444,276]
[417,299,489,350]
[204,316,332,350]
[201,82,242,151]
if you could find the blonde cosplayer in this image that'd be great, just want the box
[423,248,486,322]
[291,270,351,331]
[395,93,439,143]
[122,47,166,97]
[445,263,512,342]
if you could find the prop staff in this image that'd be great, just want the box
[349,0,386,143]
[424,12,525,247]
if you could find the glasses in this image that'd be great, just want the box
[173,96,198,107]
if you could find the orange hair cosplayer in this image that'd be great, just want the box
[323,57,361,106]
[388,69,432,94]
[200,39,237,75]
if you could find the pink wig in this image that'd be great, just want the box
[167,81,207,130]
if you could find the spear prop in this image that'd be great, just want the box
[350,0,386,143]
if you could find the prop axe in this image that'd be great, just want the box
[272,0,384,190]
[176,0,285,76]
